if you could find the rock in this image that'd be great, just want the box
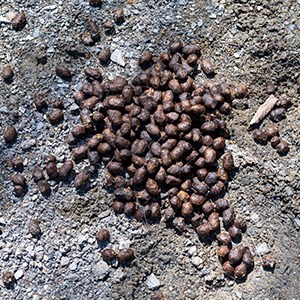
[69,261,77,271]
[256,242,270,256]
[111,269,126,283]
[77,234,88,246]
[119,239,131,250]
[188,246,197,257]
[111,49,126,66]
[93,261,110,280]
[235,290,243,299]
[145,273,161,290]
[250,212,260,223]
[294,218,300,228]
[69,103,79,112]
[191,256,202,268]
[61,257,70,267]
[14,269,24,280]
[21,139,36,151]
[64,274,79,281]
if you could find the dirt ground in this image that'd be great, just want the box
[0,0,299,299]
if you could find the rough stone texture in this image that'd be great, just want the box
[0,0,300,299]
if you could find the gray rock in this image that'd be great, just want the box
[61,256,70,267]
[294,218,300,228]
[191,256,202,268]
[188,246,197,257]
[69,261,78,271]
[64,274,79,281]
[69,103,79,112]
[119,239,131,250]
[145,273,161,290]
[256,242,270,256]
[236,290,243,299]
[93,261,110,280]
[14,269,24,280]
[111,49,126,66]
[21,139,36,150]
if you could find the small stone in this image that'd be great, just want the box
[294,218,300,228]
[145,273,161,290]
[77,234,88,246]
[14,269,24,280]
[69,103,79,112]
[21,139,36,151]
[188,246,197,257]
[65,274,79,281]
[93,261,110,280]
[61,257,70,267]
[119,239,131,250]
[256,242,270,256]
[235,290,243,299]
[69,261,77,271]
[36,246,44,252]
[191,256,202,268]
[111,268,126,283]
[111,49,126,66]
[250,212,260,223]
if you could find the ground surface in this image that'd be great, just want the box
[0,0,299,299]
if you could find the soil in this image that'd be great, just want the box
[0,0,299,299]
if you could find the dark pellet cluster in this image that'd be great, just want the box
[60,41,254,278]
[10,173,26,196]
[252,93,292,155]
[101,248,134,265]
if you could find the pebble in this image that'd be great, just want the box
[250,212,260,223]
[21,139,36,151]
[93,261,110,280]
[14,269,24,280]
[188,246,197,257]
[256,242,270,256]
[119,239,131,249]
[69,103,79,112]
[294,218,300,228]
[191,256,203,268]
[65,274,79,281]
[69,261,77,271]
[111,49,126,66]
[77,234,88,246]
[36,246,44,252]
[61,256,70,267]
[145,273,161,290]
[236,290,243,299]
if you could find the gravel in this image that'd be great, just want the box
[0,0,300,299]
[110,49,126,67]
[145,273,161,290]
[256,243,270,256]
